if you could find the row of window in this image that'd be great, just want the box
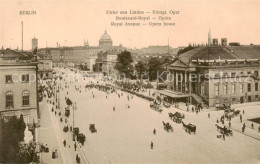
[213,83,258,96]
[5,91,30,108]
[5,74,29,83]
[214,70,259,78]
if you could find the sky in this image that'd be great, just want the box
[0,0,260,50]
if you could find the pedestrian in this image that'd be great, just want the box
[63,140,66,147]
[223,134,225,141]
[74,142,77,151]
[251,123,254,129]
[229,121,231,128]
[153,129,156,135]
[150,141,153,149]
[113,107,115,112]
[208,113,210,118]
[243,110,245,115]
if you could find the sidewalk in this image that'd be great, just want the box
[224,121,260,141]
[38,95,87,164]
[38,101,64,164]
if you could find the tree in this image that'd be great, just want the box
[148,58,162,81]
[16,142,39,163]
[0,115,26,162]
[114,51,134,78]
[135,61,147,79]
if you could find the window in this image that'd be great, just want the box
[5,75,13,83]
[6,91,13,108]
[231,72,236,78]
[240,83,243,93]
[248,96,251,102]
[22,91,29,106]
[247,71,251,75]
[22,74,29,82]
[231,84,235,94]
[254,71,259,77]
[201,85,205,95]
[223,85,227,95]
[255,83,258,91]
[248,83,251,92]
[215,85,219,96]
[223,73,229,78]
[255,95,258,99]
[214,73,220,78]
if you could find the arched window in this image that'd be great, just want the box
[22,91,30,106]
[6,91,13,108]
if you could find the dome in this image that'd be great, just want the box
[100,30,112,41]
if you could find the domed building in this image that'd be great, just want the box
[99,30,113,49]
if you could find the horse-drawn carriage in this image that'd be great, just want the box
[150,102,163,113]
[182,121,196,134]
[224,109,240,119]
[215,124,233,136]
[77,133,86,145]
[65,108,70,117]
[216,104,230,111]
[89,124,97,133]
[169,112,185,123]
[162,121,173,132]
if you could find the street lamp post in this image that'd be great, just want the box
[72,101,76,141]
[58,84,61,109]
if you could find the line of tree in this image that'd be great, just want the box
[114,50,169,81]
[114,50,134,78]
[79,64,89,71]
[135,58,165,81]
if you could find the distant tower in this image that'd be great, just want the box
[32,37,38,51]
[208,29,211,46]
[84,39,89,47]
[99,30,113,50]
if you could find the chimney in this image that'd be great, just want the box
[21,21,23,51]
[212,38,218,46]
[221,38,227,46]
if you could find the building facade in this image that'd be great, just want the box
[166,45,260,107]
[0,49,38,126]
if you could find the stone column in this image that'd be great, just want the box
[185,71,187,93]
[167,71,171,90]
[176,71,178,92]
[170,71,174,90]
[189,72,192,103]
[180,71,183,93]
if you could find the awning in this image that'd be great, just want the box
[156,90,189,98]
